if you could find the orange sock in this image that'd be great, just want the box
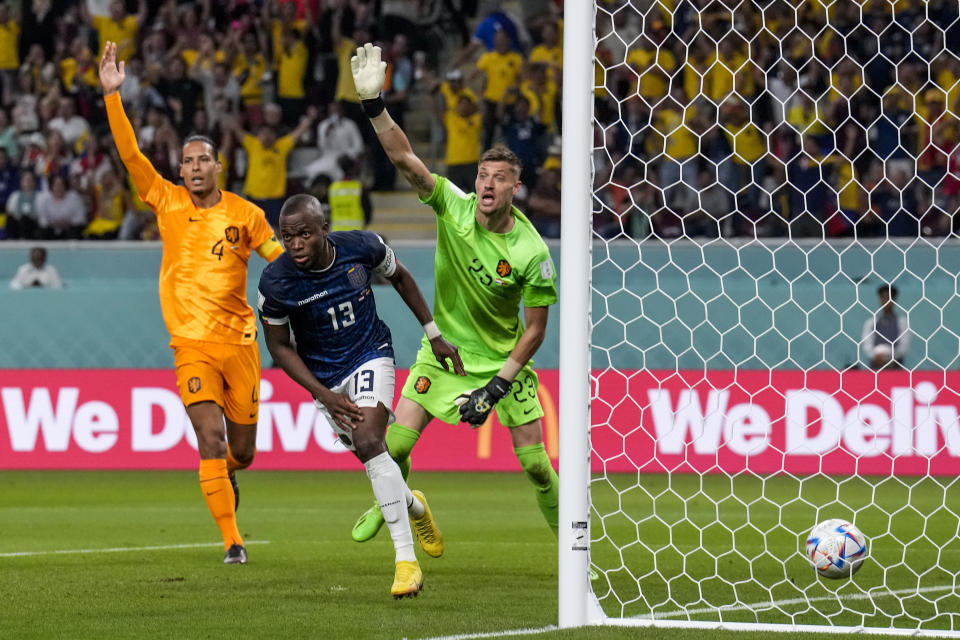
[226,446,255,473]
[199,458,243,549]
[226,447,240,473]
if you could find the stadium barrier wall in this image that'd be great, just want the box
[2,368,957,473]
[2,241,959,371]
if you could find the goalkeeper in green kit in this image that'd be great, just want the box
[349,43,560,543]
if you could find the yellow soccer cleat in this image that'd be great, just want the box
[391,560,423,599]
[410,490,444,558]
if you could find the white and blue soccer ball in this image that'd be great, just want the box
[804,519,868,579]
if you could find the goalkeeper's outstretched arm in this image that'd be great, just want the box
[351,43,436,200]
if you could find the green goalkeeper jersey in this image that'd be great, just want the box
[419,174,558,359]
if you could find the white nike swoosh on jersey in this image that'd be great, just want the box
[378,343,389,349]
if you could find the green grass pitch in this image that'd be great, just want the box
[0,470,956,639]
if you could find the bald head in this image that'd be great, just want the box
[278,194,333,270]
[280,194,326,226]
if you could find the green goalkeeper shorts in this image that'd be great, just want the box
[401,346,544,427]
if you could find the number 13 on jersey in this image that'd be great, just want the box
[327,301,356,330]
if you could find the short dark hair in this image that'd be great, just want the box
[878,284,898,299]
[479,145,522,176]
[280,193,326,225]
[182,133,218,158]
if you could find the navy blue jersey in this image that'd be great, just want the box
[257,230,398,387]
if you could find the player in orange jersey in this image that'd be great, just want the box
[100,41,283,565]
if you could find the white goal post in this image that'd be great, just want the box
[559,1,960,636]
[558,0,596,630]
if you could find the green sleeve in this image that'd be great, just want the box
[419,174,472,220]
[521,249,558,308]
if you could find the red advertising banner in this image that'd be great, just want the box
[1,369,957,475]
[0,369,556,471]
[592,369,960,476]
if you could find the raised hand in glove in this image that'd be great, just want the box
[350,42,387,100]
[455,376,512,426]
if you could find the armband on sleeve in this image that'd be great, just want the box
[373,243,397,277]
[256,237,283,262]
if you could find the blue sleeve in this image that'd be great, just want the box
[257,268,289,324]
[358,230,387,266]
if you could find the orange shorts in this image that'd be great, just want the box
[173,339,261,424]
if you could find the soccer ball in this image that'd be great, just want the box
[804,519,868,579]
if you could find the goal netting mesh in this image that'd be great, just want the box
[586,0,960,634]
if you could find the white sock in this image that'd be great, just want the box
[364,451,416,563]
[408,493,425,519]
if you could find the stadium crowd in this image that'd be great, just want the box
[593,0,960,239]
[0,0,566,241]
[2,0,958,243]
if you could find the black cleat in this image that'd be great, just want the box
[229,471,239,511]
[223,544,247,565]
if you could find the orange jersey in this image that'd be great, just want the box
[105,93,282,346]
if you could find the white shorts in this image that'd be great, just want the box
[314,357,396,451]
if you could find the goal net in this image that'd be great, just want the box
[559,0,960,635]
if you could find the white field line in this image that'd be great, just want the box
[0,540,271,558]
[407,627,558,640]
[636,584,957,620]
[411,586,959,640]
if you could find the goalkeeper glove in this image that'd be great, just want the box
[455,376,511,426]
[351,42,387,109]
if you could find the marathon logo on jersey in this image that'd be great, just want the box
[414,376,431,394]
[225,226,240,244]
[187,377,202,393]
[297,291,328,306]
[347,265,366,289]
[496,259,512,278]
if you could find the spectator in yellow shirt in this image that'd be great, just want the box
[332,9,364,131]
[469,29,524,149]
[0,3,19,90]
[83,167,126,239]
[654,91,699,215]
[83,0,147,61]
[275,26,309,128]
[265,0,306,66]
[718,98,767,228]
[627,38,676,106]
[529,21,562,84]
[442,94,483,192]
[59,38,98,94]
[234,30,270,129]
[520,62,559,134]
[230,107,317,228]
[706,36,753,104]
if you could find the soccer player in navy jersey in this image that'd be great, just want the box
[348,44,563,568]
[257,194,465,599]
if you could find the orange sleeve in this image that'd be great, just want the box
[104,92,161,202]
[246,199,282,261]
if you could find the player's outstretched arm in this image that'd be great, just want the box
[351,43,435,200]
[100,41,161,200]
[387,262,466,376]
[262,322,365,428]
[456,306,550,426]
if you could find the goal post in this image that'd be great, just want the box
[559,0,960,636]
[558,0,596,629]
